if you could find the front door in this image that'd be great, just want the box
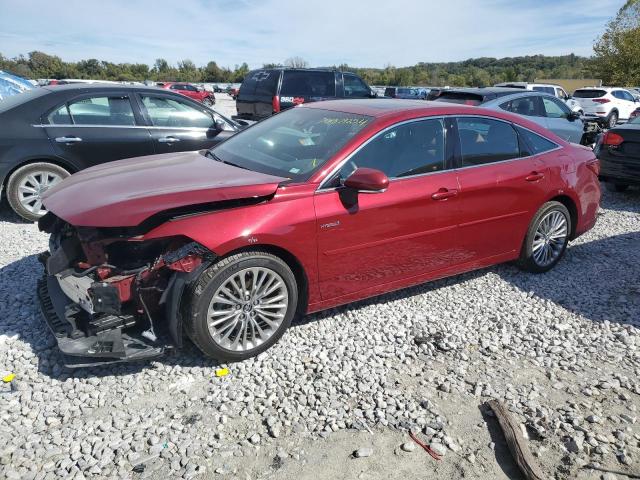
[314,117,460,300]
[44,93,154,168]
[453,116,553,263]
[136,93,227,153]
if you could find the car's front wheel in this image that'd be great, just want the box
[6,162,70,221]
[518,201,571,273]
[184,251,298,361]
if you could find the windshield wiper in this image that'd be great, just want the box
[205,151,249,170]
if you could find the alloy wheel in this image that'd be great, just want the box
[532,210,568,267]
[207,267,289,351]
[17,171,63,215]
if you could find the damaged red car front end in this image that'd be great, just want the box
[37,214,215,367]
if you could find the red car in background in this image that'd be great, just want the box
[159,82,216,106]
[37,100,600,367]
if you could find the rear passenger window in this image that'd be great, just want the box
[501,96,541,117]
[516,126,558,155]
[280,71,336,97]
[457,117,519,166]
[66,96,135,126]
[335,118,446,180]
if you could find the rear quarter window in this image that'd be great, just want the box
[573,89,606,99]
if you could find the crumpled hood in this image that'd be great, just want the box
[42,151,287,227]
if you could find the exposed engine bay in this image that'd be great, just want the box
[36,212,215,368]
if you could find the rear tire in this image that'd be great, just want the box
[605,182,629,192]
[607,111,618,129]
[518,201,571,273]
[6,162,70,222]
[183,251,298,361]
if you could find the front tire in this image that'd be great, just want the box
[6,162,70,221]
[184,251,298,361]
[605,182,629,192]
[518,201,571,273]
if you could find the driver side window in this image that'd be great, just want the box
[332,118,446,184]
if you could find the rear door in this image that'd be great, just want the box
[136,92,231,153]
[613,90,637,120]
[44,92,154,168]
[453,116,551,262]
[278,70,336,111]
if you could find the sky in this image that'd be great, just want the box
[0,0,625,69]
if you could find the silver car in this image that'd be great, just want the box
[481,92,584,144]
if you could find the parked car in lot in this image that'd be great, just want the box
[159,82,216,106]
[235,68,375,120]
[630,107,640,121]
[0,84,241,221]
[384,87,427,99]
[494,82,583,114]
[433,88,585,143]
[594,115,640,192]
[572,87,639,128]
[36,99,600,367]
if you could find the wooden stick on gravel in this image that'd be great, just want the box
[486,400,545,480]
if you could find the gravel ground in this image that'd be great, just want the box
[0,146,639,478]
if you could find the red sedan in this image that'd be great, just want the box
[37,100,600,367]
[159,82,216,106]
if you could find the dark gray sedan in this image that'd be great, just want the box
[0,84,242,221]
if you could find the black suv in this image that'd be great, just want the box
[235,68,375,120]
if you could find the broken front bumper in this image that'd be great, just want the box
[37,273,165,368]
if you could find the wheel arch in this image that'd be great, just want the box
[3,156,78,191]
[548,194,578,239]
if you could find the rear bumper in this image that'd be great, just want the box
[37,272,165,368]
[599,156,640,185]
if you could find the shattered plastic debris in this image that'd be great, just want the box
[2,373,15,383]
[215,368,230,377]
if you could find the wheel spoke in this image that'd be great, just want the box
[207,266,289,352]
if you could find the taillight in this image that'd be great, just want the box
[272,95,280,113]
[592,98,610,104]
[603,131,624,146]
[586,158,600,176]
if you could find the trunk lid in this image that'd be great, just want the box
[42,151,287,227]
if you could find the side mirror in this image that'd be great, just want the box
[214,118,227,131]
[344,167,389,193]
[568,111,581,121]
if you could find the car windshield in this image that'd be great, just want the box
[210,107,372,181]
[433,92,483,106]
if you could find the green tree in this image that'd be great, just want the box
[592,0,640,85]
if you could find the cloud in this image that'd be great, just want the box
[0,0,623,68]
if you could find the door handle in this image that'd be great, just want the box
[55,136,82,143]
[431,188,458,201]
[158,136,180,143]
[525,172,545,182]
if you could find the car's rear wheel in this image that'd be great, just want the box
[6,162,70,221]
[518,201,571,273]
[605,182,629,192]
[184,251,298,361]
[607,110,618,129]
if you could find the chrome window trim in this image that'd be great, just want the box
[316,116,448,192]
[315,114,562,193]
[32,124,213,131]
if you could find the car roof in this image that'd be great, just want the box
[43,83,165,93]
[440,87,524,95]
